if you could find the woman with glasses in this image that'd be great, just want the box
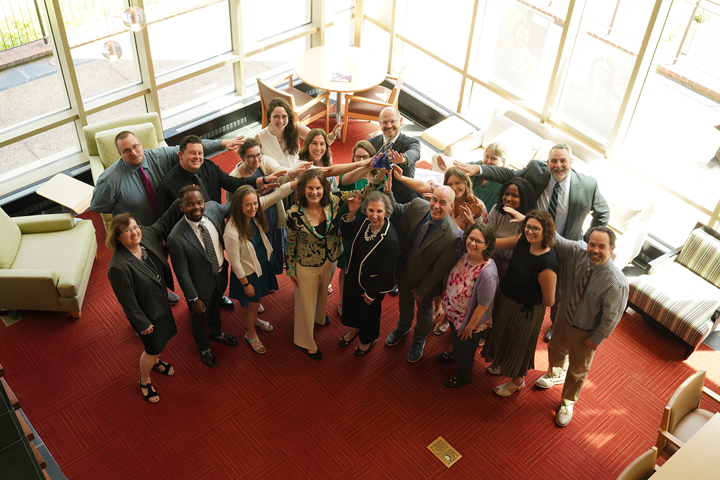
[436,222,499,387]
[481,210,558,396]
[106,204,182,403]
[228,138,311,270]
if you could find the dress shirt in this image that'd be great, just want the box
[185,215,224,274]
[537,175,570,236]
[553,233,629,345]
[91,139,226,227]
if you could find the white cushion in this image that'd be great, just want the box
[422,117,476,151]
[482,114,521,148]
[95,123,159,169]
[445,130,485,157]
[491,127,542,170]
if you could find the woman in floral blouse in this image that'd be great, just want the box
[436,222,499,388]
[286,168,385,360]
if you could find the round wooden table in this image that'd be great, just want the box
[294,45,387,123]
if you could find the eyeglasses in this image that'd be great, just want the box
[122,225,141,235]
[354,154,370,161]
[467,237,486,246]
[120,143,141,155]
[524,225,542,234]
[244,153,262,161]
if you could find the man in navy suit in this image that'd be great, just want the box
[455,144,609,341]
[167,185,239,367]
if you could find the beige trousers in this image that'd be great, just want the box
[547,315,596,407]
[293,260,336,351]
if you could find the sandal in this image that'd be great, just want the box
[436,351,455,363]
[255,319,273,332]
[339,330,358,348]
[152,359,175,376]
[245,335,266,354]
[139,377,159,403]
[433,319,449,336]
[444,375,470,388]
[494,379,525,397]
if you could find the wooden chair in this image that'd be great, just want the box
[340,66,406,143]
[656,369,720,459]
[257,75,330,132]
[615,447,658,480]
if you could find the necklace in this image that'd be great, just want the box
[364,223,380,242]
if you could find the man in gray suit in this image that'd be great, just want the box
[386,185,460,362]
[455,144,609,341]
[167,185,238,367]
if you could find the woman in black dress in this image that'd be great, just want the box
[339,190,400,355]
[107,210,179,403]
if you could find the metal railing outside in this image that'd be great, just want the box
[670,0,720,77]
[0,0,46,50]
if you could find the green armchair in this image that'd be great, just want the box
[0,207,97,318]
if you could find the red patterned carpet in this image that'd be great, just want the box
[2,117,720,479]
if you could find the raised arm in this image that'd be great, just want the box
[392,164,432,194]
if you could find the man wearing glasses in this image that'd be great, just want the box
[91,131,245,228]
[369,107,422,204]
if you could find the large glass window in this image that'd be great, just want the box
[470,0,563,109]
[245,37,307,84]
[158,64,234,117]
[145,0,232,75]
[241,0,311,45]
[0,124,80,180]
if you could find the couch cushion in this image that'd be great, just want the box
[677,228,720,288]
[11,225,97,297]
[422,116,476,151]
[445,130,484,157]
[628,262,720,347]
[482,115,542,169]
[0,208,21,269]
[96,123,158,169]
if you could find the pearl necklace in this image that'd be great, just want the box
[364,223,381,242]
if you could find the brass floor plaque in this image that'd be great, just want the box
[428,436,461,467]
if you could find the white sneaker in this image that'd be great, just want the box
[535,374,565,389]
[556,405,573,427]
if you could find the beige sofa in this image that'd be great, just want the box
[423,109,655,268]
[83,113,166,231]
[0,207,97,318]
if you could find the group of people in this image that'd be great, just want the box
[93,99,629,428]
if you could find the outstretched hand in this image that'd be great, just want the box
[392,164,404,179]
[383,172,393,195]
[222,135,245,151]
[346,196,360,215]
[330,122,343,139]
[465,194,484,218]
[256,183,279,195]
[453,161,480,175]
[436,155,448,172]
[503,206,525,223]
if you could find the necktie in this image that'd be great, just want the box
[198,220,220,274]
[138,166,157,212]
[548,182,560,220]
[566,266,592,321]
[408,220,431,262]
[191,174,211,203]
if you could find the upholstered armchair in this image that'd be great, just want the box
[655,370,720,459]
[257,75,330,132]
[627,223,720,358]
[340,66,406,143]
[0,207,97,318]
[615,447,658,480]
[83,112,166,232]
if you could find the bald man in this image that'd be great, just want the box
[368,107,422,204]
[386,185,461,362]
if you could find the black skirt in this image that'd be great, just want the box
[132,309,177,356]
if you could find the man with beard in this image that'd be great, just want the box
[454,144,609,341]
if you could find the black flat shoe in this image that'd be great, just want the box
[221,295,234,309]
[210,333,239,346]
[307,349,323,361]
[199,349,217,367]
[389,285,399,297]
[339,330,358,348]
[354,340,377,356]
[444,375,470,388]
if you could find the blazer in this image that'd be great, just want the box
[392,197,460,299]
[478,160,609,241]
[106,201,181,332]
[285,176,382,277]
[342,216,400,300]
[167,201,230,300]
[369,133,421,204]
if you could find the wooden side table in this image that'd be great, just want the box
[36,173,94,214]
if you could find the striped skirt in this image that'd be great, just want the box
[481,290,545,379]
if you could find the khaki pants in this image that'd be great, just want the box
[547,316,596,407]
[293,260,336,351]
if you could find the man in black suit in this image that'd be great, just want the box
[167,185,239,367]
[368,107,422,205]
[455,143,610,340]
[157,134,284,309]
[386,185,460,362]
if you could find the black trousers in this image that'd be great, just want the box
[189,261,228,351]
[450,321,484,384]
